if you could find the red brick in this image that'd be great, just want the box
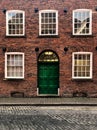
[0,0,97,97]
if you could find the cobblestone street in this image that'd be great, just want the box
[0,106,97,130]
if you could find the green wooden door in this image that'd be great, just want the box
[38,62,59,95]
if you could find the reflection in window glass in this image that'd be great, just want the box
[73,9,92,35]
[6,10,25,36]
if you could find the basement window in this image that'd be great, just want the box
[39,10,58,36]
[73,9,92,35]
[72,52,93,79]
[6,10,25,36]
[5,52,24,79]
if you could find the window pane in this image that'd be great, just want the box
[45,13,48,17]
[49,18,52,23]
[53,18,56,23]
[53,13,56,17]
[45,18,48,23]
[82,72,85,76]
[86,72,90,77]
[41,18,45,23]
[82,66,85,71]
[20,19,23,23]
[20,13,23,18]
[49,13,52,17]
[86,66,90,72]
[74,72,77,77]
[41,13,44,17]
[41,30,45,34]
[16,19,19,23]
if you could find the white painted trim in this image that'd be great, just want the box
[6,10,25,36]
[5,52,24,79]
[58,88,60,96]
[73,9,92,12]
[39,10,58,13]
[39,10,41,36]
[72,9,92,35]
[37,88,39,96]
[38,94,58,96]
[72,52,93,79]
[5,53,7,79]
[39,10,58,36]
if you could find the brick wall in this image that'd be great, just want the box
[0,0,97,97]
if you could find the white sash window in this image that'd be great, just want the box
[6,10,25,36]
[5,52,24,79]
[72,52,92,79]
[39,10,58,36]
[73,9,92,35]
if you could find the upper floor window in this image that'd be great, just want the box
[39,10,58,36]
[73,9,92,35]
[5,52,24,79]
[72,52,92,79]
[6,10,25,36]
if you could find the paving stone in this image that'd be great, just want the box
[0,106,97,130]
[0,97,97,105]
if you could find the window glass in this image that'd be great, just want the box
[6,10,25,36]
[40,10,58,35]
[73,9,92,35]
[72,52,92,79]
[5,53,24,79]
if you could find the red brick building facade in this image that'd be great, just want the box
[0,0,97,97]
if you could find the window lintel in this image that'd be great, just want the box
[39,10,58,13]
[73,9,92,12]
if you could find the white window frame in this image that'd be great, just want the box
[6,10,25,36]
[39,10,58,36]
[72,52,93,79]
[5,52,24,79]
[73,9,92,35]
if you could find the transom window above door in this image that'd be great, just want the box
[38,51,59,62]
[72,52,92,79]
[73,9,92,35]
[39,10,58,36]
[6,10,25,36]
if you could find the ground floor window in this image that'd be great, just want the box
[72,52,92,79]
[5,52,24,79]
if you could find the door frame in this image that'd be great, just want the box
[37,88,60,96]
[37,50,60,96]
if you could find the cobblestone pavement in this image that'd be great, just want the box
[0,106,97,130]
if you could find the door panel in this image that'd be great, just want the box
[38,62,59,95]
